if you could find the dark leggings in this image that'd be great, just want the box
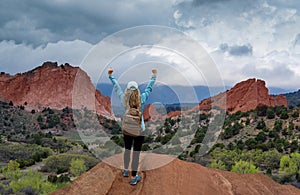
[123,134,144,177]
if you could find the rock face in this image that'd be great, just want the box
[143,104,162,121]
[0,62,112,117]
[146,78,288,119]
[199,78,288,113]
[51,153,300,195]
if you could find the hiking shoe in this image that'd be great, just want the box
[130,173,141,185]
[122,169,129,177]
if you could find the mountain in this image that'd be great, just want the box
[51,154,300,195]
[269,87,293,95]
[97,83,229,104]
[285,89,300,107]
[99,83,296,106]
[0,62,112,117]
[140,78,290,120]
[198,78,288,113]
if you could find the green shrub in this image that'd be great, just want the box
[273,120,283,132]
[256,119,266,129]
[9,169,56,194]
[42,154,98,174]
[231,160,259,174]
[256,132,266,143]
[256,105,268,116]
[266,108,275,119]
[280,110,289,119]
[280,153,300,176]
[142,143,151,151]
[292,111,299,118]
[70,158,87,177]
[208,160,226,170]
[0,143,52,168]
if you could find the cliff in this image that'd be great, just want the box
[198,78,288,113]
[0,62,112,117]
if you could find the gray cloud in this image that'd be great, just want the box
[293,33,300,47]
[0,40,92,74]
[240,61,297,89]
[192,0,231,6]
[0,0,300,90]
[219,43,253,56]
[0,0,175,46]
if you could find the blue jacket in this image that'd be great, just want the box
[109,74,157,132]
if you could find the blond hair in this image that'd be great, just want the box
[123,88,141,110]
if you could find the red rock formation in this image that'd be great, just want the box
[166,110,182,118]
[143,104,162,121]
[0,62,112,117]
[51,153,300,195]
[198,78,288,113]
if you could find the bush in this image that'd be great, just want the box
[20,186,37,195]
[274,105,286,117]
[231,160,259,174]
[0,187,13,195]
[42,154,98,174]
[256,132,266,143]
[9,169,56,194]
[256,105,268,116]
[208,160,226,170]
[245,138,258,150]
[110,135,124,147]
[226,142,234,150]
[292,111,299,118]
[57,174,71,183]
[142,144,151,151]
[268,130,279,138]
[70,158,87,177]
[245,118,250,125]
[280,110,289,119]
[290,140,298,153]
[266,167,272,175]
[273,120,283,132]
[1,161,56,194]
[2,160,21,180]
[256,119,266,129]
[266,108,275,119]
[48,174,70,183]
[280,153,300,176]
[160,134,173,145]
[288,121,294,131]
[236,140,244,150]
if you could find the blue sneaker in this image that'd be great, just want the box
[122,169,129,177]
[130,173,141,185]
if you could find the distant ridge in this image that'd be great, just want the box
[98,83,295,106]
[97,83,228,104]
[285,89,300,106]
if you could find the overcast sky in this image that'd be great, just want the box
[0,0,300,90]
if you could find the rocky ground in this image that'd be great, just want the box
[52,153,300,195]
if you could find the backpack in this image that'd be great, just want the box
[122,107,142,136]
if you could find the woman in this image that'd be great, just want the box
[108,67,157,185]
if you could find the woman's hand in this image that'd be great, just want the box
[152,69,157,75]
[108,68,113,75]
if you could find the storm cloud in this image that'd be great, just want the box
[0,0,175,46]
[192,0,231,6]
[0,0,300,90]
[219,43,253,56]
